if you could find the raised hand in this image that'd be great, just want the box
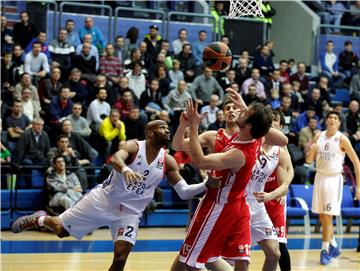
[185,99,207,126]
[179,111,190,126]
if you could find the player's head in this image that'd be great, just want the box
[222,98,238,124]
[325,110,341,130]
[272,109,285,130]
[145,120,170,146]
[237,103,273,139]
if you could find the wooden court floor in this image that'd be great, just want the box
[1,228,360,271]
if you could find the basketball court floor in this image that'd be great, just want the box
[1,227,359,271]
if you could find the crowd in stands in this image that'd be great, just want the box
[1,8,360,208]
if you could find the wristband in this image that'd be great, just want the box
[121,166,132,174]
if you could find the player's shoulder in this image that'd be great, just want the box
[122,139,140,154]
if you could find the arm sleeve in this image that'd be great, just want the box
[173,179,206,200]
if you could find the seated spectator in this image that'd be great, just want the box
[66,103,91,138]
[113,90,135,121]
[100,43,123,86]
[0,123,11,164]
[158,40,173,70]
[123,48,144,74]
[99,109,126,159]
[236,57,251,87]
[73,41,97,83]
[279,59,290,84]
[345,100,360,155]
[49,28,75,78]
[268,88,281,109]
[1,16,13,54]
[176,43,196,83]
[156,110,171,125]
[304,88,326,120]
[241,68,266,100]
[333,103,347,132]
[79,16,105,53]
[5,100,31,152]
[1,51,17,93]
[113,76,139,105]
[172,28,189,56]
[156,65,171,97]
[25,31,50,59]
[290,62,309,97]
[140,79,164,118]
[38,67,62,112]
[279,96,296,136]
[291,80,305,110]
[87,87,111,131]
[168,59,184,89]
[15,117,50,166]
[265,69,282,97]
[65,19,81,48]
[253,44,275,79]
[323,0,345,34]
[200,94,220,131]
[124,27,139,56]
[65,68,88,105]
[219,69,237,90]
[143,24,162,63]
[192,30,207,68]
[24,41,50,85]
[243,84,266,105]
[190,67,224,105]
[49,86,73,125]
[349,0,360,26]
[46,156,83,210]
[294,106,321,134]
[298,117,320,154]
[13,11,38,49]
[207,109,225,131]
[126,61,146,100]
[20,87,41,122]
[350,61,360,101]
[164,80,191,115]
[12,43,25,67]
[75,34,99,70]
[319,40,346,88]
[313,76,332,106]
[114,35,129,64]
[338,40,359,79]
[14,73,40,108]
[281,83,300,114]
[123,106,146,140]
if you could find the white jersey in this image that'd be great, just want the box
[246,146,280,214]
[316,131,345,175]
[101,140,166,216]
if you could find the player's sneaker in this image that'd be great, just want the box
[320,249,332,265]
[329,244,341,258]
[11,210,47,233]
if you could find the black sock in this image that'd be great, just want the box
[279,242,291,271]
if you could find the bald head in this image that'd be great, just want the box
[145,120,167,137]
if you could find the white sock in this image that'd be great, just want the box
[330,236,337,247]
[37,216,46,226]
[322,241,330,252]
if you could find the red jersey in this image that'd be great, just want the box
[214,128,234,153]
[264,171,278,192]
[207,138,261,204]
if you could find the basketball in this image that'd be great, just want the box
[202,42,232,71]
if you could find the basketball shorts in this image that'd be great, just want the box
[265,199,287,243]
[312,172,343,216]
[251,207,278,245]
[178,197,251,269]
[59,186,140,245]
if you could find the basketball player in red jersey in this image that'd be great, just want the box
[171,91,288,271]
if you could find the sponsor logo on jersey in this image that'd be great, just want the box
[117,227,124,236]
[156,157,164,169]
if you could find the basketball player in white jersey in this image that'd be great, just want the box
[306,111,360,265]
[11,120,222,271]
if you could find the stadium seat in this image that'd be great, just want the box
[31,170,45,188]
[1,190,12,229]
[146,209,188,226]
[337,185,360,234]
[331,88,350,105]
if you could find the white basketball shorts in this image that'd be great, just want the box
[251,207,278,245]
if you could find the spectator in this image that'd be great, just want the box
[49,86,73,125]
[319,40,346,88]
[75,34,99,70]
[190,67,224,105]
[73,41,97,83]
[192,30,207,67]
[140,79,164,118]
[123,106,146,140]
[211,1,227,36]
[294,106,321,133]
[12,11,38,49]
[38,67,62,110]
[156,110,171,124]
[87,88,111,131]
[172,28,189,56]
[243,84,265,105]
[265,69,282,97]
[123,48,144,74]
[79,16,106,53]
[314,76,332,105]
[345,100,360,154]
[16,117,50,166]
[66,103,92,138]
[12,43,25,67]
[114,35,129,64]
[0,120,11,164]
[49,28,75,77]
[20,87,41,122]
[253,45,275,78]
[235,57,251,87]
[281,82,300,114]
[1,16,13,54]
[333,103,347,132]
[268,88,281,109]
[99,108,126,158]
[46,156,83,210]
[24,41,50,84]
[338,40,359,79]
[200,94,220,130]
[113,89,135,121]
[298,117,320,153]
[143,25,162,63]
[14,73,40,108]
[126,61,146,100]
[158,40,173,70]
[323,0,344,34]
[65,68,88,105]
[219,69,237,90]
[25,31,50,59]
[65,19,81,48]
[241,68,266,100]
[124,26,139,56]
[90,74,113,105]
[304,88,325,120]
[290,62,309,96]
[1,51,17,91]
[279,59,290,84]
[100,43,123,85]
[113,76,139,105]
[280,96,296,136]
[176,43,196,82]
[168,59,184,90]
[350,61,360,101]
[164,80,191,114]
[5,100,31,152]
[349,0,360,26]
[156,65,171,97]
[207,109,225,131]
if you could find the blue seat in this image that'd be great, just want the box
[13,189,46,210]
[146,209,188,226]
[1,190,12,229]
[331,88,350,104]
[31,170,45,188]
[337,185,360,234]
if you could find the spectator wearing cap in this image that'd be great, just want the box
[143,25,162,64]
[79,16,106,53]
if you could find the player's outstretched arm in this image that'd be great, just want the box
[341,135,360,199]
